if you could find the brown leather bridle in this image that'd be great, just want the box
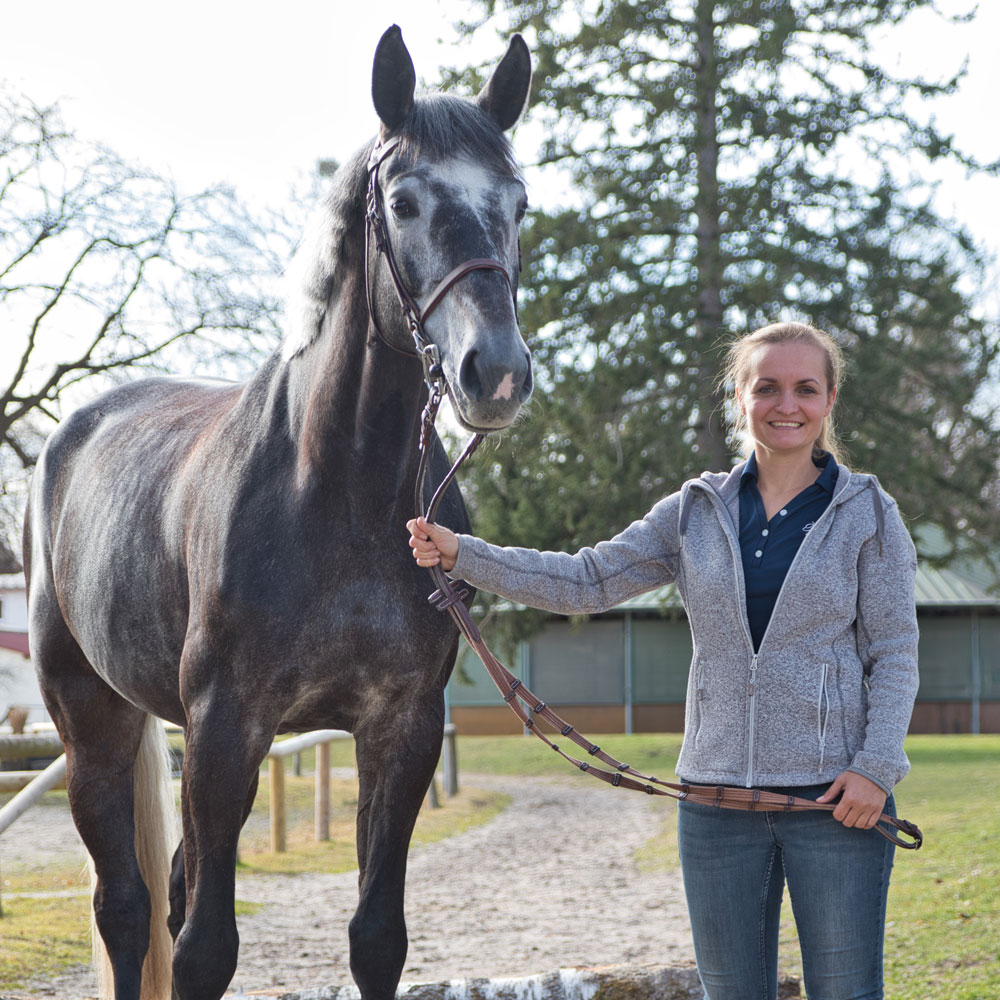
[365,135,516,378]
[367,134,923,851]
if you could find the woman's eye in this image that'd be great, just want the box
[390,199,414,219]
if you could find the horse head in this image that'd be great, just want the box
[368,25,533,431]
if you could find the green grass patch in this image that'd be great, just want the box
[456,732,685,778]
[0,894,91,989]
[877,735,1000,1000]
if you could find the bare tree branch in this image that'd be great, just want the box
[0,84,310,535]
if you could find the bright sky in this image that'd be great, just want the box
[1,0,997,262]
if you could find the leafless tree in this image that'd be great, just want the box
[1,88,306,550]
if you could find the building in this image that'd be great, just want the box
[0,570,44,724]
[447,561,1000,736]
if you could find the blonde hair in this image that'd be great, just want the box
[719,322,846,464]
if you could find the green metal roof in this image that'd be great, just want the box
[913,565,998,607]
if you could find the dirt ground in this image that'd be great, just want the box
[3,773,695,998]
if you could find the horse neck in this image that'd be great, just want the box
[284,296,427,522]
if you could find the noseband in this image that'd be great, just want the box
[364,135,516,385]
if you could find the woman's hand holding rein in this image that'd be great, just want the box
[406,516,459,572]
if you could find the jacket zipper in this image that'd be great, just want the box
[746,652,758,787]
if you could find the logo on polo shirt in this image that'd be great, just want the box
[802,521,815,532]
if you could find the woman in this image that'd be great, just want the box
[407,322,919,1000]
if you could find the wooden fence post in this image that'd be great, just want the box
[269,757,286,853]
[442,725,458,797]
[315,741,330,842]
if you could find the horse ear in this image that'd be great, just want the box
[477,34,532,132]
[372,24,416,132]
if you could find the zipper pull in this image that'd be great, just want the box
[748,653,758,697]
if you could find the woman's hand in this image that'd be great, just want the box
[406,516,459,572]
[817,771,887,830]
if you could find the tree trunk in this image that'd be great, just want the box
[692,0,730,470]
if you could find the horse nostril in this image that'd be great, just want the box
[518,356,533,403]
[459,350,483,402]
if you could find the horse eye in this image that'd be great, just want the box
[390,198,415,219]
[515,201,527,223]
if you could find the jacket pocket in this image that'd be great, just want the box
[692,686,705,750]
[817,663,830,774]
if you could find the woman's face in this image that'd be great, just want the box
[737,341,836,459]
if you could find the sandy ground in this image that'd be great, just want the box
[2,773,695,998]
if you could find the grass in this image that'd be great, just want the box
[0,894,92,986]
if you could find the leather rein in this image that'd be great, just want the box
[364,137,923,851]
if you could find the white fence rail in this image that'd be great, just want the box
[0,724,459,855]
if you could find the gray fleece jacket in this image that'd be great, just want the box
[451,461,919,794]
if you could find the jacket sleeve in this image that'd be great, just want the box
[449,490,682,616]
[849,496,920,794]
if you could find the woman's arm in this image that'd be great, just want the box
[405,491,683,616]
[847,497,921,795]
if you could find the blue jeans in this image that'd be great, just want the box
[677,784,896,1000]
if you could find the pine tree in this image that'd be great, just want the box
[447,0,999,568]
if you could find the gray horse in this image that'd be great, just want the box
[24,25,532,1000]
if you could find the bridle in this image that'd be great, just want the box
[364,135,516,379]
[365,135,923,851]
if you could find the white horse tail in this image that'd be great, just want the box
[90,715,180,1000]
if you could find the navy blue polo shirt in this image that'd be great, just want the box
[739,451,837,651]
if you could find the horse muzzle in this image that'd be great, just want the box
[447,341,533,431]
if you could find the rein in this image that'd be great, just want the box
[365,137,922,852]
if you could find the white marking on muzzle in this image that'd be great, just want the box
[492,372,516,401]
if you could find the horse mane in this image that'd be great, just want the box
[281,94,521,361]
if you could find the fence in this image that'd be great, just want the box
[0,723,459,855]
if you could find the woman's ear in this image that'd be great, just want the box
[825,385,837,416]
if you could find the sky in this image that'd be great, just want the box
[1,0,997,266]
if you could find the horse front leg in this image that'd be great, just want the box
[349,705,444,1000]
[170,692,272,1000]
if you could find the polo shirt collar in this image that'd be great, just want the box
[740,450,837,494]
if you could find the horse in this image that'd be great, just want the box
[23,25,533,1000]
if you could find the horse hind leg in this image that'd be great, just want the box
[166,769,259,950]
[34,618,177,1000]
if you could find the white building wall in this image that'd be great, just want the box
[0,573,29,630]
[0,572,48,725]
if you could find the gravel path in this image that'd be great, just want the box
[4,773,694,998]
